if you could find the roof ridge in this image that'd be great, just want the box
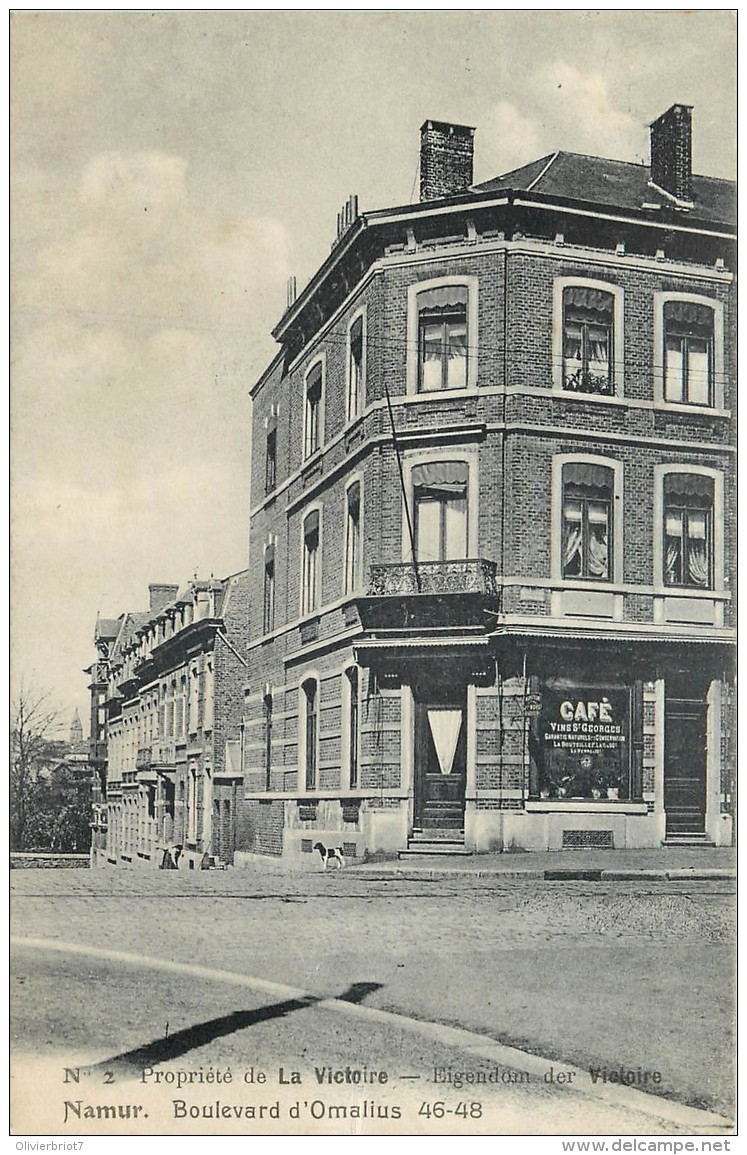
[526,150,559,191]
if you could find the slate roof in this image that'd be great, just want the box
[472,150,735,228]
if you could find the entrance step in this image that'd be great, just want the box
[410,827,464,842]
[664,835,716,847]
[399,843,473,858]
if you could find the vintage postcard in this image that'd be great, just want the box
[10,10,736,1146]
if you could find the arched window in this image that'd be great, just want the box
[663,301,714,406]
[302,510,320,614]
[663,474,713,589]
[412,461,468,561]
[302,679,318,790]
[562,286,615,395]
[263,692,273,791]
[263,543,275,633]
[304,363,323,458]
[344,667,360,789]
[344,482,361,594]
[347,315,365,420]
[562,462,614,581]
[417,285,468,392]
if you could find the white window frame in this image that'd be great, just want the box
[552,454,624,586]
[298,673,321,791]
[552,277,624,397]
[407,275,479,395]
[653,292,725,411]
[343,473,364,594]
[346,307,366,424]
[303,355,325,461]
[300,503,323,616]
[653,464,723,592]
[401,447,479,562]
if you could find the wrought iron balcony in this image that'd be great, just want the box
[359,559,500,632]
[368,559,499,598]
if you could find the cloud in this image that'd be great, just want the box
[476,59,645,181]
[80,150,188,211]
[531,60,642,159]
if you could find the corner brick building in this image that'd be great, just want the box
[92,572,251,869]
[239,104,735,864]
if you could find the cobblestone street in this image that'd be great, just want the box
[11,867,735,1133]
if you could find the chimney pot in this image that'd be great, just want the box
[420,119,476,202]
[650,103,693,204]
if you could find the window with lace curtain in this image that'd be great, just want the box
[663,474,713,589]
[412,461,468,561]
[562,462,613,581]
[562,286,615,395]
[418,285,468,391]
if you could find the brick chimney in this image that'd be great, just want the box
[420,120,475,202]
[650,103,693,204]
[148,583,180,612]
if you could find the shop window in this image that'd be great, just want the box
[417,285,468,392]
[412,461,468,562]
[304,362,323,459]
[344,482,361,594]
[562,286,615,395]
[562,462,613,581]
[263,544,275,633]
[301,510,320,615]
[344,666,360,789]
[263,693,273,791]
[347,315,365,421]
[533,682,642,801]
[663,474,713,589]
[302,679,318,790]
[663,301,714,406]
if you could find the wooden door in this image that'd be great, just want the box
[414,689,467,829]
[664,694,707,836]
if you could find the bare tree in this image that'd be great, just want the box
[10,685,61,850]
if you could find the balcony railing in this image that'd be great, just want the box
[367,559,499,598]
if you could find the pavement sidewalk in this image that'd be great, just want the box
[350,845,736,881]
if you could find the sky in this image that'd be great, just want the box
[10,10,736,736]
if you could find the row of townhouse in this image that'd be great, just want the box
[88,102,735,868]
[88,574,250,868]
